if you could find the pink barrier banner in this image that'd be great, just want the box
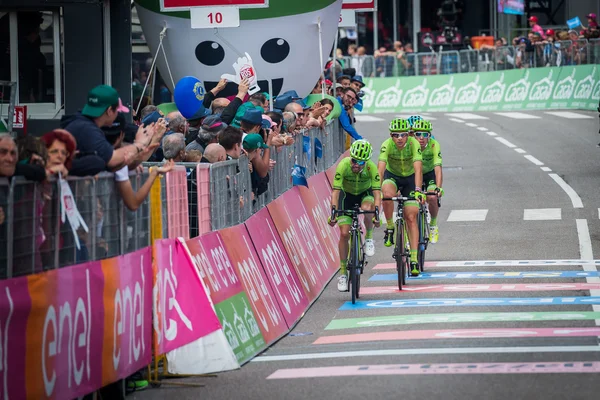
[153,239,221,355]
[244,208,309,328]
[219,224,288,344]
[267,187,335,301]
[166,166,190,239]
[299,173,340,270]
[186,231,244,304]
[0,248,153,400]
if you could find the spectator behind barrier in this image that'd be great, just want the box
[163,133,186,162]
[41,129,76,178]
[211,97,230,115]
[16,135,47,169]
[219,126,244,160]
[185,150,203,163]
[0,134,18,177]
[240,109,264,137]
[1,133,47,181]
[102,119,174,211]
[201,143,226,163]
[186,114,227,153]
[243,134,270,198]
[61,85,156,175]
[337,87,362,141]
[282,111,297,134]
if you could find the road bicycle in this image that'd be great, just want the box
[417,191,440,273]
[332,206,378,304]
[382,196,414,291]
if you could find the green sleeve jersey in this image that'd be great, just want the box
[332,157,381,195]
[421,139,443,174]
[378,137,423,177]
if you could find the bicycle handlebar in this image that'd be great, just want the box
[333,209,378,217]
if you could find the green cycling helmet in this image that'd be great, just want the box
[412,119,432,132]
[407,115,423,127]
[350,139,373,161]
[389,118,410,132]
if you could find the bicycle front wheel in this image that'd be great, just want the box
[418,209,426,272]
[395,220,407,290]
[349,231,360,304]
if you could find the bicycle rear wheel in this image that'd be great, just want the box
[418,208,426,272]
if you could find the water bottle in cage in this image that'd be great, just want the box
[426,206,431,224]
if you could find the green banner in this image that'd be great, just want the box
[214,292,266,364]
[361,65,600,114]
[325,311,600,330]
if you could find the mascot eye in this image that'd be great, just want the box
[195,41,225,66]
[261,38,290,64]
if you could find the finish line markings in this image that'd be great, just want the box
[340,296,600,310]
[325,311,600,330]
[267,362,600,379]
[358,283,600,295]
[313,327,600,345]
[372,259,600,269]
[369,271,600,281]
[253,346,600,363]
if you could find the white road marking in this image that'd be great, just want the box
[576,219,600,324]
[494,112,541,119]
[598,208,600,219]
[545,111,594,119]
[477,127,489,131]
[448,118,465,123]
[465,122,478,127]
[523,208,561,221]
[486,131,498,137]
[548,174,584,208]
[446,113,489,120]
[524,155,544,166]
[541,167,552,172]
[355,115,385,122]
[447,209,488,222]
[495,137,517,148]
[514,148,527,154]
[252,346,600,362]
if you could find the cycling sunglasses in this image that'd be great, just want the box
[351,158,366,166]
[414,132,431,138]
[390,132,408,138]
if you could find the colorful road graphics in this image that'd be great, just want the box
[359,283,600,294]
[267,362,600,379]
[324,312,600,330]
[373,260,600,269]
[269,258,600,379]
[340,297,600,310]
[369,271,600,280]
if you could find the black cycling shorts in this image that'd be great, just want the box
[382,170,416,199]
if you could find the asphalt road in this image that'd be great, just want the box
[135,110,600,400]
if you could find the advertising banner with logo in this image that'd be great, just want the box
[219,224,288,344]
[244,207,309,328]
[186,232,266,364]
[360,65,600,114]
[267,187,337,302]
[0,248,153,400]
[153,239,221,355]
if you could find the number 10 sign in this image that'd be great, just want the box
[191,6,240,29]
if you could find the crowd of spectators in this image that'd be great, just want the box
[0,55,366,270]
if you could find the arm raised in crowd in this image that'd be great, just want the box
[116,160,174,211]
[221,78,249,125]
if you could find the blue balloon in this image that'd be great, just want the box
[174,76,207,119]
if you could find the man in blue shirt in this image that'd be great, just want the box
[337,87,363,141]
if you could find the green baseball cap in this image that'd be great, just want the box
[82,85,120,118]
[243,133,268,151]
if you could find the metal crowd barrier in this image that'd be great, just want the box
[338,39,600,79]
[0,170,151,279]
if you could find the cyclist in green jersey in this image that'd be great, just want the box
[411,119,444,243]
[329,140,382,292]
[378,118,425,276]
